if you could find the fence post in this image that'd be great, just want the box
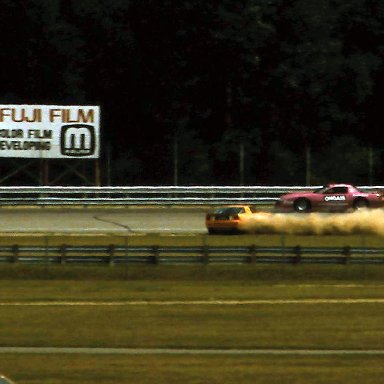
[11,244,19,263]
[248,245,257,263]
[280,234,286,258]
[292,245,301,264]
[342,246,351,264]
[108,244,115,266]
[59,244,66,264]
[150,246,159,264]
[201,245,209,264]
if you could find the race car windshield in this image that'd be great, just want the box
[315,186,347,194]
[213,207,244,215]
[314,187,326,194]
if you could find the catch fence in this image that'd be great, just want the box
[0,185,382,205]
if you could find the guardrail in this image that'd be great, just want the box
[1,244,384,265]
[0,185,382,205]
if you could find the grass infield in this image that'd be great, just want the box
[0,232,384,383]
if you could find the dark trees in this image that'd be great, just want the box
[0,0,383,185]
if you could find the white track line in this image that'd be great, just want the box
[1,298,384,306]
[0,347,383,355]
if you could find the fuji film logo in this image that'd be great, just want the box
[60,124,96,157]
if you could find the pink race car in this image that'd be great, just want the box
[274,183,384,213]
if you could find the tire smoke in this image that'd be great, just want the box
[240,209,384,235]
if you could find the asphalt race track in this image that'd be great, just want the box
[0,207,209,234]
[3,206,383,236]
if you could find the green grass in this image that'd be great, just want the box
[2,233,384,248]
[0,265,383,384]
[1,298,383,349]
[2,355,384,384]
[0,232,384,383]
[0,262,384,282]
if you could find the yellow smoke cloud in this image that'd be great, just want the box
[240,209,384,235]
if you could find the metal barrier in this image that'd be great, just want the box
[0,185,381,205]
[0,244,383,265]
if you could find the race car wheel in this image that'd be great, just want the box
[353,198,369,210]
[294,198,311,213]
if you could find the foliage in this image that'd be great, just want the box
[0,0,383,184]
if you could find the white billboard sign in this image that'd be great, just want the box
[0,105,100,158]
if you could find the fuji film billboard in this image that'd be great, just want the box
[0,105,100,158]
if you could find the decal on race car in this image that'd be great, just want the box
[324,195,346,201]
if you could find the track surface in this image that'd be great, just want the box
[0,207,208,234]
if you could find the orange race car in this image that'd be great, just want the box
[205,205,261,234]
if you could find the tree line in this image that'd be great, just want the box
[0,0,383,185]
